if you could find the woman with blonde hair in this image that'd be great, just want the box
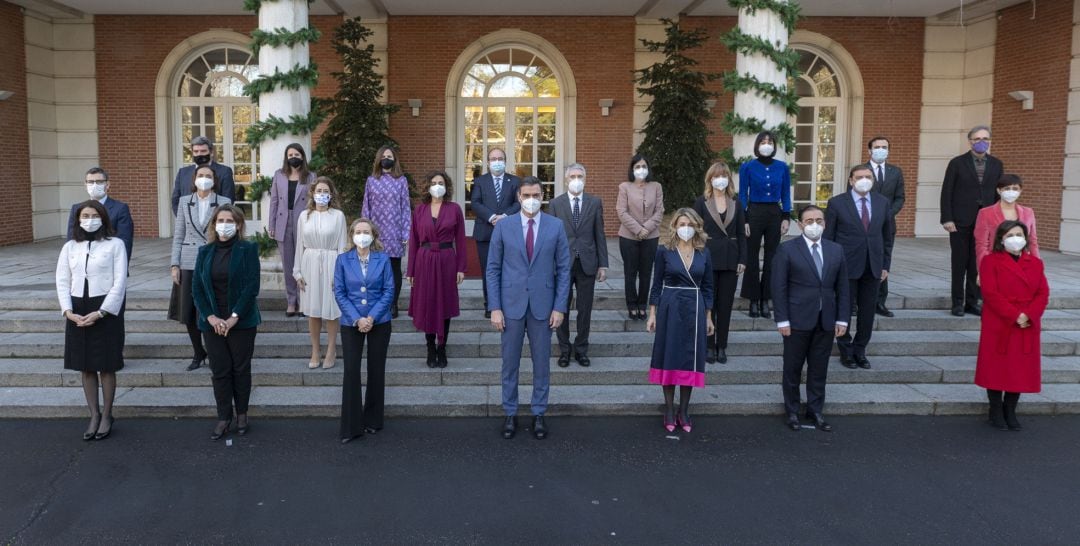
[646,208,715,433]
[692,162,746,364]
[294,176,348,369]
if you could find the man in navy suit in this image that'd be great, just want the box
[487,177,571,440]
[171,136,235,215]
[471,147,521,318]
[825,165,895,370]
[67,167,134,261]
[772,205,849,432]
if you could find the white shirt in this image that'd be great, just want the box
[776,235,847,329]
[196,193,212,225]
[851,189,872,223]
[520,211,539,249]
[870,160,886,182]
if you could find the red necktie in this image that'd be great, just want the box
[860,197,870,231]
[526,218,535,261]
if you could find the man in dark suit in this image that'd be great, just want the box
[471,147,521,318]
[825,165,895,370]
[487,177,571,440]
[171,136,235,216]
[941,125,1001,316]
[771,205,849,432]
[548,163,608,368]
[68,167,134,261]
[866,136,905,317]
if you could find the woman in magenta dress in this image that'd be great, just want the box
[407,171,467,368]
[361,145,411,318]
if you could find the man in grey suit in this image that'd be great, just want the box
[471,148,521,318]
[866,136,905,317]
[171,136,236,215]
[487,177,571,440]
[548,163,608,368]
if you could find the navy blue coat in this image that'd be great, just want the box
[470,172,521,242]
[823,191,895,279]
[771,237,850,331]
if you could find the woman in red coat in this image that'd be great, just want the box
[975,220,1049,431]
[406,171,467,368]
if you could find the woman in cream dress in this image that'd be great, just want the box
[294,177,348,369]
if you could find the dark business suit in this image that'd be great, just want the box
[548,191,608,359]
[68,197,134,263]
[869,161,905,308]
[692,195,747,351]
[471,172,521,308]
[171,162,236,215]
[940,152,1001,308]
[824,191,895,359]
[771,236,849,417]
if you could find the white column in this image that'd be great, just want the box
[1060,0,1080,254]
[632,18,667,152]
[914,16,996,237]
[257,0,312,184]
[732,5,790,161]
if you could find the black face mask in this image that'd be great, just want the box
[288,157,304,168]
[380,158,396,170]
[193,154,211,166]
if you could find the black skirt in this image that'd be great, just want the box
[64,284,125,372]
[167,269,198,324]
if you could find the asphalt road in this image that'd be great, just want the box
[2,415,1079,544]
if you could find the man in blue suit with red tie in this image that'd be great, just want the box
[487,177,571,440]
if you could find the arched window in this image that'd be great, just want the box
[790,49,845,208]
[175,46,260,221]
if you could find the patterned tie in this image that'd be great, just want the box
[572,197,581,228]
[812,243,823,279]
[526,218,535,261]
[494,176,502,203]
[860,197,870,231]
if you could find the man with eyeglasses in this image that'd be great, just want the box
[940,125,1002,317]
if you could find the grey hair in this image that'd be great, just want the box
[564,162,586,178]
[190,135,214,150]
[967,125,992,140]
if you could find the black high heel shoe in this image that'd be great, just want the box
[210,419,232,441]
[236,414,249,436]
[83,414,101,441]
[94,415,114,440]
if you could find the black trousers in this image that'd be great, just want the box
[949,227,980,307]
[877,277,889,307]
[340,321,391,439]
[477,240,490,308]
[782,321,833,416]
[708,270,739,349]
[203,327,256,421]
[618,236,658,308]
[557,257,596,357]
[389,257,403,310]
[742,203,783,300]
[837,265,880,357]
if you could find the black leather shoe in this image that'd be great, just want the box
[557,354,570,368]
[425,343,437,368]
[576,354,590,367]
[717,347,728,364]
[759,300,772,319]
[484,310,491,319]
[951,305,965,317]
[532,415,548,440]
[875,304,894,318]
[436,346,448,368]
[236,414,249,436]
[705,346,716,364]
[855,355,871,369]
[501,416,517,439]
[187,356,206,371]
[964,304,982,316]
[838,351,857,369]
[210,419,231,441]
[785,414,800,431]
[806,412,833,432]
[391,305,399,319]
[748,301,759,318]
[340,434,361,444]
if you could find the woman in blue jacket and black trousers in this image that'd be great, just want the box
[739,131,791,319]
[192,204,261,441]
[334,217,395,444]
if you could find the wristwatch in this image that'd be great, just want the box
[230,312,239,319]
[98,310,108,319]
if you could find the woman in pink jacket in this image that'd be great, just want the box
[974,174,1039,269]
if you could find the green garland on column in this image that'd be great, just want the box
[243,63,320,102]
[720,0,803,167]
[250,26,322,56]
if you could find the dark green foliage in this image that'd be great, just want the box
[250,26,322,56]
[634,19,719,212]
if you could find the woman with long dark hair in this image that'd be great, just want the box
[268,142,316,316]
[361,145,411,318]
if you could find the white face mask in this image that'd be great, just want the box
[195,177,214,192]
[429,184,446,199]
[489,160,505,174]
[215,222,237,240]
[567,179,584,195]
[676,225,696,241]
[758,144,775,157]
[854,177,874,194]
[521,197,542,215]
[86,183,107,200]
[1000,189,1020,204]
[354,233,374,249]
[313,193,331,207]
[871,148,889,163]
[633,168,649,181]
[1003,235,1027,253]
[803,222,824,240]
[711,177,729,190]
[80,218,102,233]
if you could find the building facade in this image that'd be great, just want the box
[1,0,1077,253]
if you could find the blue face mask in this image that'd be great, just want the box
[490,160,506,174]
[871,148,888,163]
[972,140,990,154]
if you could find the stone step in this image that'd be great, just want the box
[2,330,1079,359]
[5,308,1078,334]
[3,356,1079,388]
[2,383,1079,418]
